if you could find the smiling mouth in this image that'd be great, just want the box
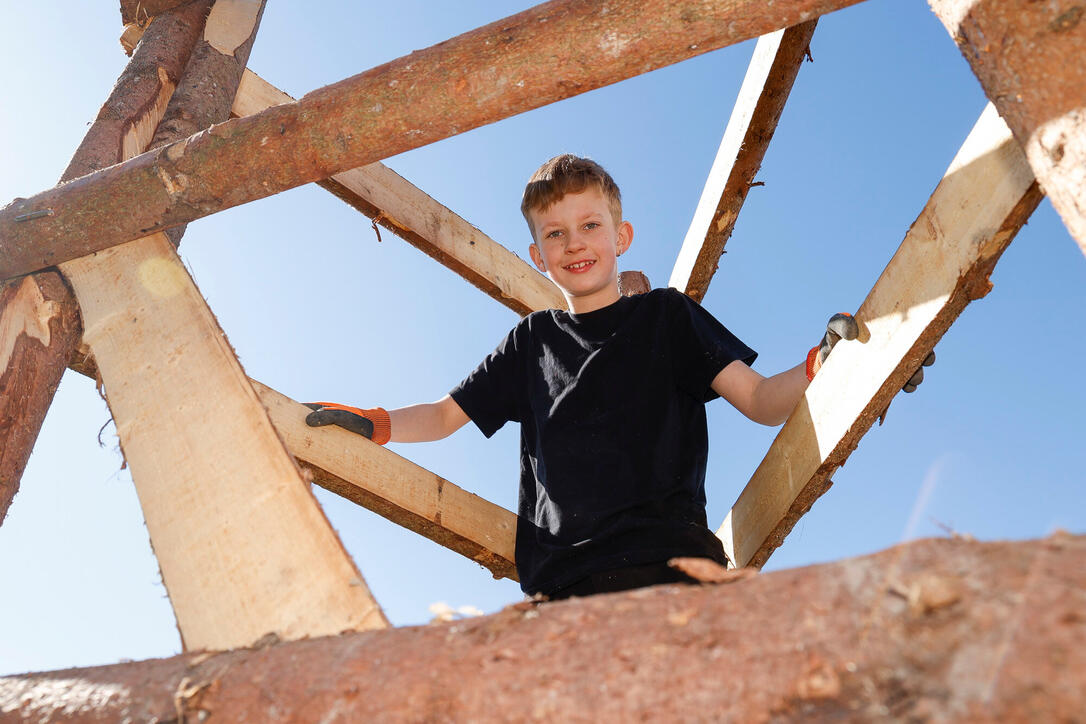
[563,260,595,272]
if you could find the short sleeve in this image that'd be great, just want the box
[449,324,526,438]
[668,290,757,401]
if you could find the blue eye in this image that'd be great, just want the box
[584,222,599,230]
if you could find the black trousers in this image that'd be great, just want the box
[546,561,699,600]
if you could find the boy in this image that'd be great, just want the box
[307,155,892,600]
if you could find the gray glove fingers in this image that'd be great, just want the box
[305,408,375,439]
[903,382,918,393]
[827,313,859,342]
[923,350,936,367]
[900,366,925,394]
[818,314,858,363]
[302,402,322,411]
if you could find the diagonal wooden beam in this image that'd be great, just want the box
[232,71,565,315]
[60,0,389,649]
[0,3,211,528]
[929,0,1086,259]
[669,21,817,302]
[0,0,870,281]
[718,104,1043,569]
[255,382,518,581]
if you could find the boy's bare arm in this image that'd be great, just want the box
[388,395,470,442]
[711,361,808,427]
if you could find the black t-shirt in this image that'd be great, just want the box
[450,288,756,595]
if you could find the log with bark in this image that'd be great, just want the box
[1,533,1082,721]
[0,0,869,281]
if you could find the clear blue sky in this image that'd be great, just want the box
[2,2,1083,676]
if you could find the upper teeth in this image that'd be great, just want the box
[567,261,592,270]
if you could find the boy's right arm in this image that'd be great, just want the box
[387,395,470,442]
[305,395,469,443]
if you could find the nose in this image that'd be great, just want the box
[565,229,587,253]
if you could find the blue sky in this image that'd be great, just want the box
[2,1,1083,675]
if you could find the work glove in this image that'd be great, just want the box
[806,313,936,393]
[806,313,860,381]
[304,402,391,444]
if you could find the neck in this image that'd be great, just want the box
[565,286,621,315]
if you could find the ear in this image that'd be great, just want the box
[529,243,547,272]
[616,221,634,257]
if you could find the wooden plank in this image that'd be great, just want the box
[718,104,1043,569]
[0,3,211,528]
[232,71,565,315]
[929,0,1086,259]
[669,22,817,301]
[0,0,871,280]
[254,382,518,581]
[59,0,388,650]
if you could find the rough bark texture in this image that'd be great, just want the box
[2,534,1083,721]
[0,274,81,524]
[929,0,1086,257]
[120,0,198,26]
[0,0,868,280]
[0,4,209,528]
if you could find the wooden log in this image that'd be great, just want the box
[2,534,1083,721]
[929,0,1086,258]
[254,382,518,581]
[669,22,817,301]
[718,104,1043,569]
[0,3,210,528]
[120,0,197,26]
[0,275,80,524]
[232,71,565,315]
[60,0,388,650]
[0,0,870,280]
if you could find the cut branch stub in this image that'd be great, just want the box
[0,0,868,281]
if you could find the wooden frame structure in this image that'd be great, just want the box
[0,0,1083,658]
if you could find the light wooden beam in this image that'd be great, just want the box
[0,3,211,528]
[929,0,1086,259]
[0,0,870,280]
[255,382,518,581]
[232,71,565,315]
[718,104,1043,569]
[60,0,389,649]
[670,21,817,302]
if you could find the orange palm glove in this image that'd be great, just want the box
[303,402,391,444]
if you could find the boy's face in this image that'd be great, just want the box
[528,187,633,314]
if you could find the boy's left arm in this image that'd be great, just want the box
[712,313,931,426]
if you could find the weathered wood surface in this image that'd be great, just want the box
[232,71,564,315]
[718,105,1042,569]
[0,0,870,281]
[669,22,817,301]
[61,0,388,649]
[929,0,1086,258]
[3,534,1083,721]
[0,3,210,528]
[255,382,518,581]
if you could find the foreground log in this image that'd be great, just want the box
[2,534,1082,721]
[669,21,817,301]
[120,0,196,26]
[232,71,564,316]
[0,3,210,527]
[0,0,869,280]
[929,0,1086,258]
[718,104,1042,569]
